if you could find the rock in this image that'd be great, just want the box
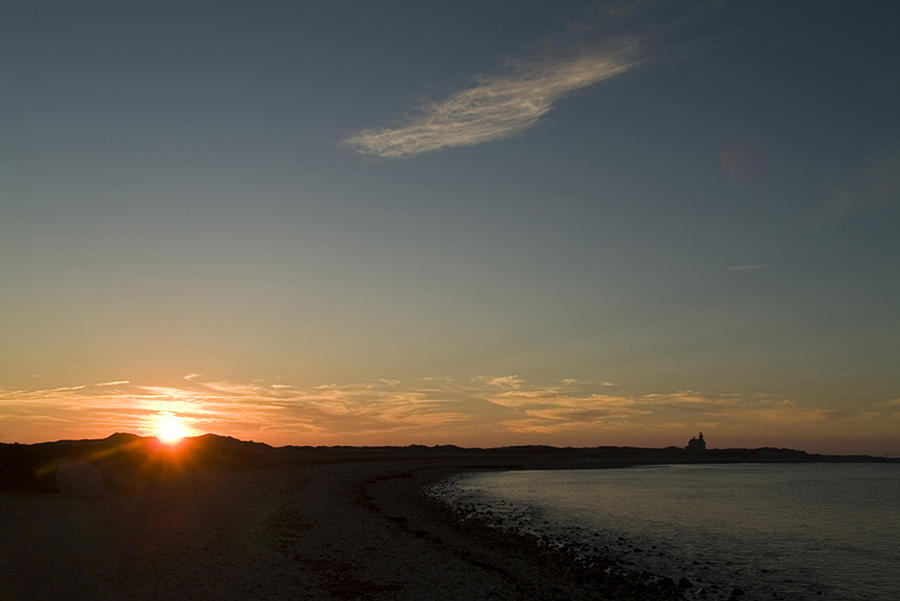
[658,577,676,589]
[731,587,745,597]
[56,460,105,497]
[678,577,693,589]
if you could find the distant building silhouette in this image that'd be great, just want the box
[685,432,706,451]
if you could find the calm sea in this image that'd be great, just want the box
[428,463,900,601]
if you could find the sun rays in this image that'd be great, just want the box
[153,412,191,444]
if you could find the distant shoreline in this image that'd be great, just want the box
[3,432,896,494]
[398,461,900,601]
[3,436,897,600]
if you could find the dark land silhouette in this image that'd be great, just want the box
[1,432,894,494]
[2,434,896,601]
[0,431,892,496]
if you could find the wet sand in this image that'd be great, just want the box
[1,460,687,600]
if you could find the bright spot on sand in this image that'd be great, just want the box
[155,412,190,444]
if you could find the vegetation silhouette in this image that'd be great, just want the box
[2,433,894,494]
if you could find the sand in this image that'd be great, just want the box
[1,460,685,601]
[1,462,508,600]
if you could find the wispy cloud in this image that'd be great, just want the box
[477,375,526,390]
[345,46,640,158]
[1,374,892,447]
[0,377,475,444]
[344,1,723,159]
[826,151,900,216]
[95,380,130,387]
[476,379,884,435]
[728,264,769,271]
[606,0,656,18]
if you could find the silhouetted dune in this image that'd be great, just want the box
[1,435,897,600]
[1,434,894,494]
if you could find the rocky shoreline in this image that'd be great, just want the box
[5,440,885,600]
[360,464,750,601]
[3,459,753,600]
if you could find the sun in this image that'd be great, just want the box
[154,413,190,444]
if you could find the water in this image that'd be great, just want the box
[428,463,900,601]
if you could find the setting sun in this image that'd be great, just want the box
[154,413,190,444]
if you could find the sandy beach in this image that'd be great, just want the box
[1,459,689,601]
[5,1,898,596]
[6,436,893,601]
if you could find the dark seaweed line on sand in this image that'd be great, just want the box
[354,466,743,601]
[354,466,531,599]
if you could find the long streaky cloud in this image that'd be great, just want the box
[0,374,891,446]
[345,45,640,158]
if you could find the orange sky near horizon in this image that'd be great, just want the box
[3,2,900,460]
[2,374,898,456]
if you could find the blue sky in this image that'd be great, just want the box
[2,1,898,452]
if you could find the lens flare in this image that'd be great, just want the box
[154,413,189,444]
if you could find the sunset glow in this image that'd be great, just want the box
[154,413,190,444]
[1,1,898,457]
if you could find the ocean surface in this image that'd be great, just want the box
[428,463,900,601]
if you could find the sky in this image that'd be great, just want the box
[2,0,898,454]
